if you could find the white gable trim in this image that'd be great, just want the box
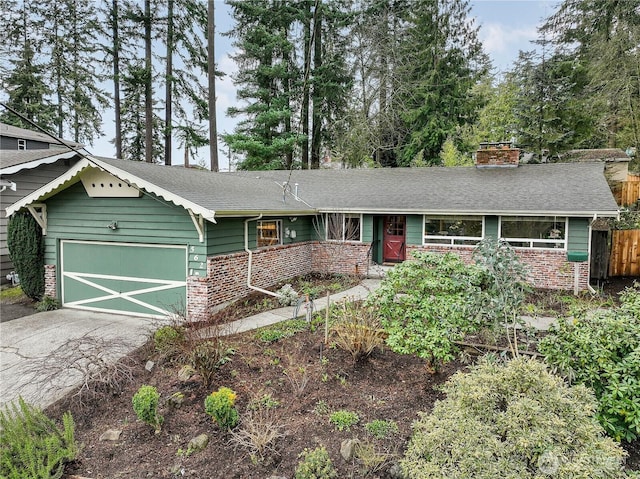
[5,157,217,224]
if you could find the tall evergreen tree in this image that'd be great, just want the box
[542,0,640,153]
[39,0,109,144]
[0,0,55,130]
[224,0,300,169]
[397,0,489,166]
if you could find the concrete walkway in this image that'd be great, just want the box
[206,278,382,337]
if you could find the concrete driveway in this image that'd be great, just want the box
[0,309,158,410]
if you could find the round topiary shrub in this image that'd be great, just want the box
[7,211,44,300]
[401,357,629,479]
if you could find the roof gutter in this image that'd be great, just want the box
[243,214,283,300]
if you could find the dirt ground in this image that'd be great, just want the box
[49,326,458,478]
[3,276,638,477]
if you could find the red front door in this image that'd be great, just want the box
[383,215,406,263]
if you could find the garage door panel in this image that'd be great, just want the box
[61,241,187,317]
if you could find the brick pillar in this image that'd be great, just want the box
[187,275,210,322]
[44,264,56,299]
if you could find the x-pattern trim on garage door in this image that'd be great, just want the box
[61,240,187,317]
[63,271,185,315]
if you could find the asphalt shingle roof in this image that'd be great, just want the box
[6,157,619,219]
[229,162,619,216]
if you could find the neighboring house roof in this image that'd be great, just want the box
[0,148,87,175]
[559,149,630,162]
[0,122,83,149]
[6,158,619,222]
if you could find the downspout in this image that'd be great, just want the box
[587,213,597,295]
[244,214,283,299]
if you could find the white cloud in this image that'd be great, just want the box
[479,22,539,71]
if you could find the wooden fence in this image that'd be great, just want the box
[615,174,640,206]
[609,229,640,277]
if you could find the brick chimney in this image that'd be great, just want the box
[475,141,519,168]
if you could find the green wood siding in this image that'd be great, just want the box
[485,216,499,239]
[406,215,423,245]
[362,215,373,242]
[44,182,203,274]
[568,217,589,253]
[206,215,317,254]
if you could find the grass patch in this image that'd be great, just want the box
[0,285,28,303]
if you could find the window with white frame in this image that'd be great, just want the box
[17,139,26,150]
[257,220,282,247]
[424,215,484,245]
[326,213,361,241]
[500,216,567,249]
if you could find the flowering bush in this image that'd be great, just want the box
[204,386,239,430]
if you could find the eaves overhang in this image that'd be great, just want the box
[317,207,620,217]
[5,156,217,223]
[0,149,87,175]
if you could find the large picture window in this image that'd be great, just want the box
[326,213,361,241]
[257,220,282,247]
[500,216,566,249]
[424,215,483,245]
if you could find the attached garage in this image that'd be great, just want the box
[61,240,187,317]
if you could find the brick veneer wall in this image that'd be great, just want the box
[44,264,56,298]
[186,241,370,321]
[186,241,588,321]
[311,241,371,276]
[407,244,588,291]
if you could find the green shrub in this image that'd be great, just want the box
[0,397,78,479]
[36,296,60,312]
[329,409,359,432]
[189,340,233,387]
[364,419,399,440]
[255,319,307,343]
[132,385,163,433]
[7,212,44,301]
[367,251,485,372]
[294,446,337,479]
[401,357,628,478]
[331,301,386,361]
[204,387,239,430]
[539,282,640,442]
[153,325,186,360]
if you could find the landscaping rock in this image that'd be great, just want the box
[167,391,185,408]
[99,428,122,441]
[178,365,196,381]
[145,360,155,372]
[187,433,209,453]
[340,438,360,461]
[388,461,406,479]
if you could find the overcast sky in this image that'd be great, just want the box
[90,0,559,170]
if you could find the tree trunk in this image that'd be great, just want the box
[310,2,322,169]
[112,0,123,159]
[207,0,219,171]
[301,1,311,169]
[144,0,153,163]
[164,0,174,166]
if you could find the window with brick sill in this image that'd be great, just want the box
[257,220,282,247]
[499,216,567,249]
